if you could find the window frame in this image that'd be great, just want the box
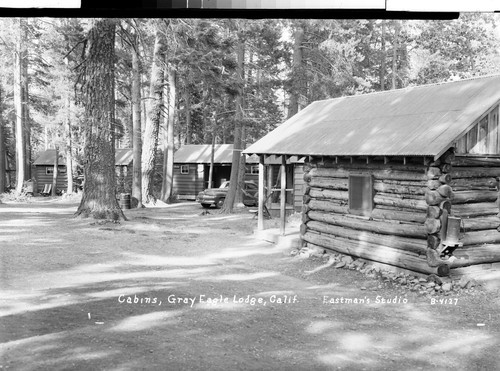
[348,173,374,217]
[180,165,190,175]
[45,166,67,175]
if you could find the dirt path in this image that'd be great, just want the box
[1,199,499,370]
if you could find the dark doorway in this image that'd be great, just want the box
[204,164,231,189]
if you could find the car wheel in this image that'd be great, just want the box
[201,204,211,209]
[216,198,225,208]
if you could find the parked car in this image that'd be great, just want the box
[197,181,258,208]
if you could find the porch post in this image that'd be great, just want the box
[266,163,273,209]
[280,155,286,235]
[258,155,265,230]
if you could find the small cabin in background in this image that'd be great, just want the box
[173,144,257,200]
[33,148,133,194]
[246,74,500,279]
[115,148,133,193]
[172,144,305,208]
[33,149,68,193]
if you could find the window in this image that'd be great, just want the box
[245,165,259,174]
[45,167,67,175]
[180,165,190,174]
[251,165,259,174]
[348,174,373,216]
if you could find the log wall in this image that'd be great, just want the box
[300,153,500,275]
[300,157,439,274]
[293,165,305,211]
[449,155,500,268]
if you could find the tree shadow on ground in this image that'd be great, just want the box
[0,201,499,370]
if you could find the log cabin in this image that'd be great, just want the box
[172,144,304,207]
[245,74,500,277]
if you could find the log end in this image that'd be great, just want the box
[437,264,450,277]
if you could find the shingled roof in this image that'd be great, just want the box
[245,75,500,160]
[174,144,261,164]
[115,148,133,165]
[34,149,133,166]
[174,144,304,164]
[33,149,65,165]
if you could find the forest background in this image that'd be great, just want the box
[1,15,500,213]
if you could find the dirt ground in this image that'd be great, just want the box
[1,197,500,371]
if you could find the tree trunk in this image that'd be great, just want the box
[235,124,246,207]
[51,147,58,196]
[208,114,216,189]
[22,47,31,181]
[0,89,4,193]
[161,65,176,203]
[131,39,142,208]
[380,20,386,91]
[184,89,191,145]
[14,18,25,195]
[287,24,304,119]
[391,20,400,90]
[65,57,73,195]
[220,35,245,213]
[141,25,167,205]
[75,19,125,220]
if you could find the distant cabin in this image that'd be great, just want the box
[33,150,68,193]
[172,144,257,200]
[33,148,133,194]
[246,74,500,278]
[172,144,304,209]
[115,148,133,193]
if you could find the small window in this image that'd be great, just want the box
[180,165,190,174]
[245,165,259,174]
[348,174,373,216]
[45,166,67,175]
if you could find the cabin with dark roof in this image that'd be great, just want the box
[33,148,133,194]
[33,149,68,194]
[245,75,500,278]
[173,144,305,212]
[173,144,245,199]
